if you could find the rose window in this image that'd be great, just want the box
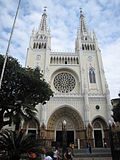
[53,72,76,93]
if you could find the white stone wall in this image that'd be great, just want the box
[25,9,112,133]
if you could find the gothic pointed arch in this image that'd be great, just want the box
[47,105,84,130]
[89,67,96,83]
[92,116,108,129]
[92,116,108,147]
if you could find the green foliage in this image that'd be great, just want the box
[0,54,53,130]
[112,106,120,122]
[0,129,40,160]
[112,98,120,122]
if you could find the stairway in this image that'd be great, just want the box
[73,148,112,160]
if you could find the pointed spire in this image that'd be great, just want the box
[32,27,35,35]
[93,30,98,49]
[80,8,88,34]
[39,6,47,32]
[93,30,97,41]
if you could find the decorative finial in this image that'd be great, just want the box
[80,8,83,17]
[80,8,82,14]
[44,6,47,11]
[42,6,47,15]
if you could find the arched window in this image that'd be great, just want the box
[77,57,79,64]
[90,44,92,50]
[93,44,95,50]
[33,43,36,49]
[89,68,96,83]
[82,44,84,50]
[39,43,41,49]
[65,57,67,64]
[44,43,46,49]
[87,44,89,50]
[50,57,53,63]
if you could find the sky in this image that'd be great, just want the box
[0,0,120,99]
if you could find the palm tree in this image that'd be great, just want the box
[0,129,40,160]
[9,104,38,131]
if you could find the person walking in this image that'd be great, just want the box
[53,147,61,160]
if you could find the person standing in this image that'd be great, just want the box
[64,148,73,160]
[53,147,58,160]
[71,143,74,157]
[86,143,89,154]
[45,151,53,160]
[88,143,92,154]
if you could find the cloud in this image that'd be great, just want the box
[102,38,120,98]
[0,0,120,98]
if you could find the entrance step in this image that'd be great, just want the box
[73,148,112,159]
[74,158,112,160]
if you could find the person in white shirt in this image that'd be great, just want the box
[44,151,53,160]
[45,155,52,160]
[53,148,58,160]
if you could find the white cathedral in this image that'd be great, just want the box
[25,8,112,148]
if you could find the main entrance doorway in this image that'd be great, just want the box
[94,130,103,147]
[56,131,74,147]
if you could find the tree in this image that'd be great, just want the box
[0,129,40,160]
[0,54,53,130]
[112,97,120,123]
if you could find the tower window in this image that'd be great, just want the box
[33,43,36,49]
[65,60,67,64]
[82,44,84,50]
[89,68,96,83]
[44,43,46,49]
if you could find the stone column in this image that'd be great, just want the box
[105,82,112,122]
[84,82,90,127]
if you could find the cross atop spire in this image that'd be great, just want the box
[39,7,47,32]
[80,8,84,18]
[79,8,88,34]
[43,6,47,15]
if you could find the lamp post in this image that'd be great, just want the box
[84,124,87,147]
[109,120,115,160]
[62,120,67,160]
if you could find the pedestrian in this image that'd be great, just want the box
[42,147,46,160]
[64,148,73,160]
[104,142,107,148]
[88,143,92,154]
[53,147,61,160]
[57,147,62,160]
[53,147,58,160]
[86,143,89,154]
[28,151,37,159]
[71,143,74,157]
[45,151,53,160]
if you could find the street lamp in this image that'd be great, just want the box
[109,120,115,159]
[84,123,87,148]
[62,120,67,160]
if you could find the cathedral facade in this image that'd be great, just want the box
[25,8,112,148]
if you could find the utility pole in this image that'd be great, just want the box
[0,0,22,89]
